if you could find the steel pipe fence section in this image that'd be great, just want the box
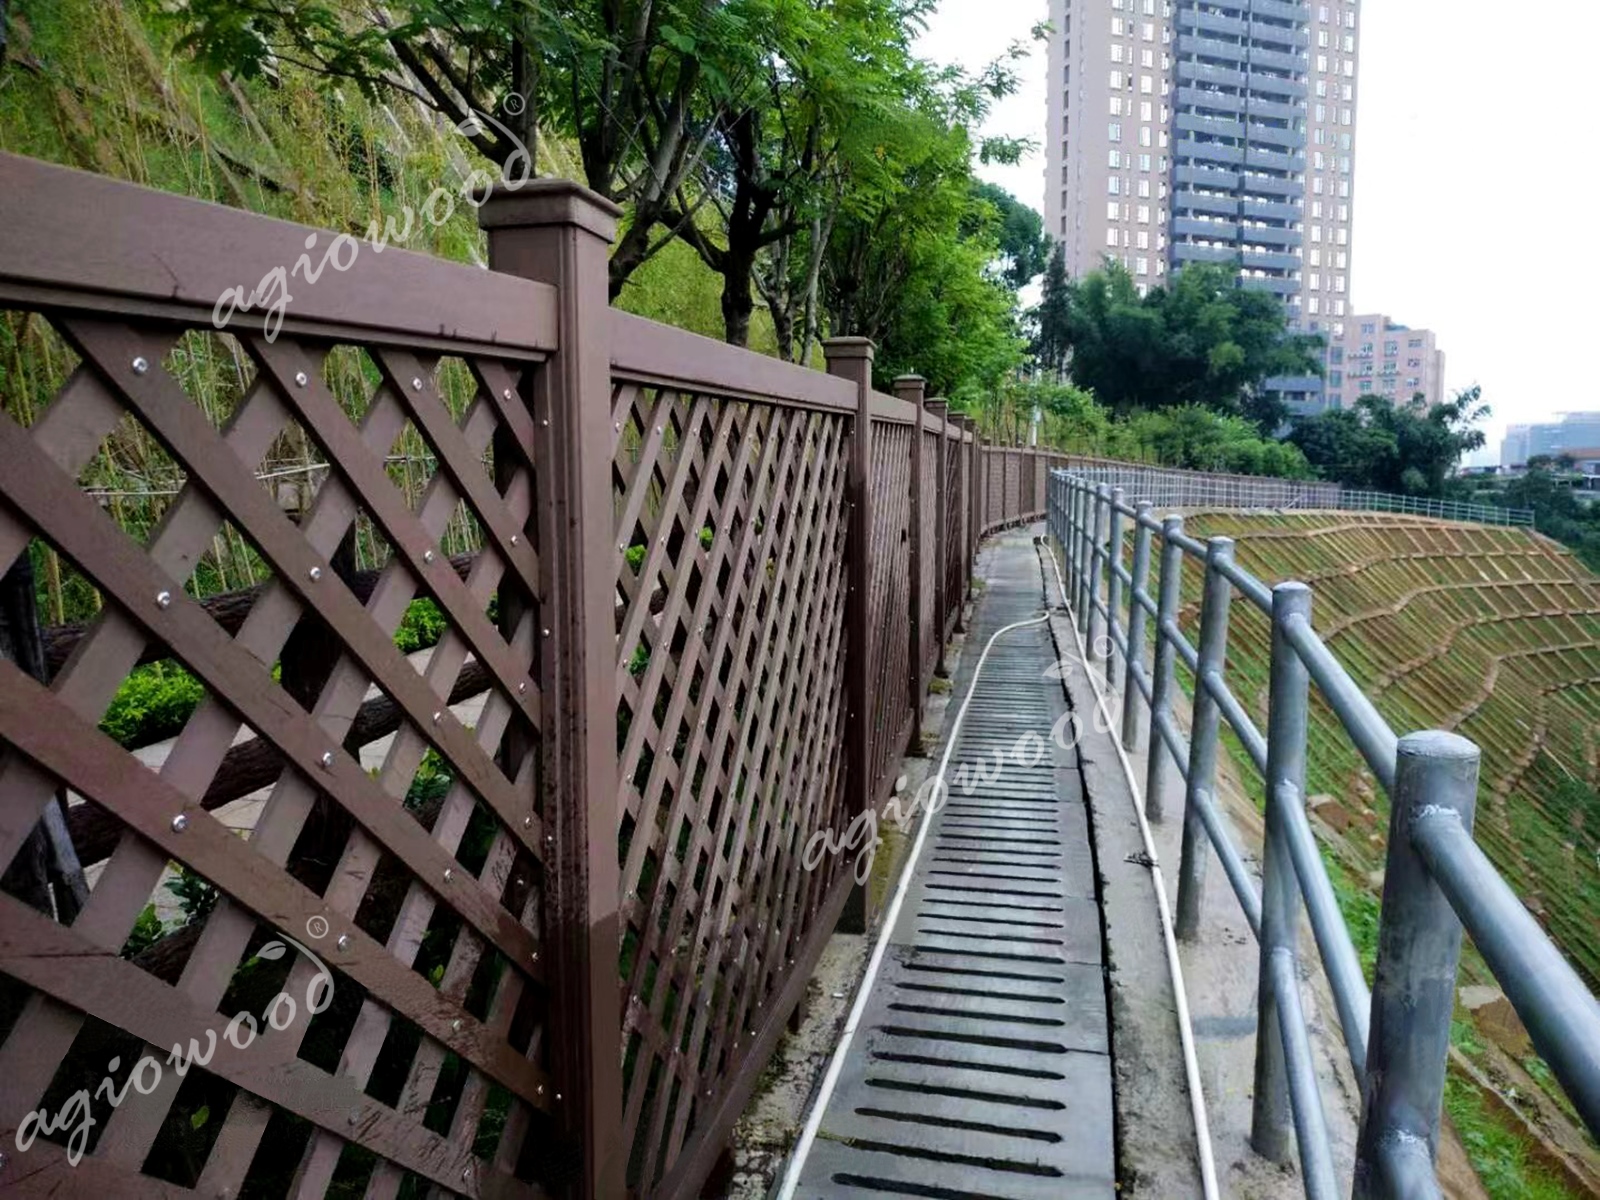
[1175,536,1237,941]
[1064,463,1532,527]
[1046,468,1600,1196]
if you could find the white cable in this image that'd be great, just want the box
[776,610,1050,1199]
[1043,537,1222,1200]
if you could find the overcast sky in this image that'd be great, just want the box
[917,1,1600,464]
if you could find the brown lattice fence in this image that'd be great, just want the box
[0,153,1065,1200]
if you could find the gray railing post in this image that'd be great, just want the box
[1175,537,1235,940]
[1354,731,1480,1199]
[1084,485,1108,653]
[1145,515,1186,822]
[1121,501,1154,750]
[1252,582,1313,1164]
[1104,487,1125,678]
[1075,482,1092,628]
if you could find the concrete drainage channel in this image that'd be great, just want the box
[776,530,1117,1198]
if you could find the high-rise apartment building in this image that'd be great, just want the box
[1044,0,1363,408]
[1322,314,1446,412]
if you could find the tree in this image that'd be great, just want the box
[1031,244,1071,378]
[167,0,762,296]
[1288,386,1489,496]
[1057,261,1320,420]
[968,181,1050,289]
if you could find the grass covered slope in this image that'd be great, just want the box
[1181,511,1600,989]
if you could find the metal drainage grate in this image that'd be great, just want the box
[795,537,1114,1198]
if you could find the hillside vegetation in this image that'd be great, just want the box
[1178,510,1600,1195]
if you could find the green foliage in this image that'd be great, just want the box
[167,864,219,923]
[1444,1075,1576,1200]
[1483,465,1600,573]
[999,382,1312,479]
[99,661,206,748]
[122,904,164,959]
[1289,387,1490,498]
[969,180,1051,289]
[405,748,455,813]
[394,597,449,655]
[1051,261,1320,421]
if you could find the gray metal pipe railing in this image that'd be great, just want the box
[1067,462,1534,528]
[1045,469,1600,1198]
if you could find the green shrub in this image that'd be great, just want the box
[394,598,449,654]
[99,661,206,748]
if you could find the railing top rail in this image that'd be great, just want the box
[0,151,561,356]
[608,309,856,413]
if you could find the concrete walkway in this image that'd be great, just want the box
[793,528,1115,1198]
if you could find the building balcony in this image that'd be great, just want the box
[1244,95,1303,122]
[1243,223,1302,248]
[1176,110,1245,139]
[1247,121,1306,150]
[1250,0,1309,24]
[1248,46,1305,74]
[1187,35,1249,67]
[1177,136,1246,166]
[1171,242,1242,265]
[1173,215,1240,241]
[1177,86,1244,114]
[1174,189,1242,217]
[1175,163,1240,190]
[1238,172,1300,197]
[1248,70,1307,100]
[1177,58,1247,90]
[1178,8,1249,39]
[1245,145,1302,172]
[1242,197,1300,222]
[1242,248,1302,272]
[1240,274,1301,296]
[1253,20,1310,49]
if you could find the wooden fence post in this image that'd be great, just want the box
[480,181,625,1199]
[895,375,927,757]
[926,398,951,676]
[824,337,876,935]
[954,416,973,629]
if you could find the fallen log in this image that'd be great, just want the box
[66,658,493,866]
[41,552,479,677]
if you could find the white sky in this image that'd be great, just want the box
[916,0,1600,463]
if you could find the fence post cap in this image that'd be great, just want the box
[1396,730,1479,764]
[477,178,622,242]
[891,373,926,386]
[1206,535,1235,560]
[820,336,876,361]
[1162,513,1185,533]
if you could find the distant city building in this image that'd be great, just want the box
[1501,414,1600,468]
[1044,0,1362,412]
[1315,313,1446,412]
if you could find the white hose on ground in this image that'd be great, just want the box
[1042,537,1222,1200]
[774,610,1051,1200]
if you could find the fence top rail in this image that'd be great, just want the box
[608,309,857,414]
[0,151,561,356]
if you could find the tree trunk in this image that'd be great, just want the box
[719,252,756,347]
[0,554,87,920]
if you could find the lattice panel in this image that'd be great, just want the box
[986,448,1005,527]
[867,421,914,800]
[0,312,556,1198]
[918,428,939,686]
[944,430,964,639]
[612,384,851,1192]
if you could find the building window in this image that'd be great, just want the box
[1108,176,1121,194]
[1140,126,1152,146]
[1107,201,1121,219]
[1309,297,1320,314]
[1136,256,1149,275]
[1110,96,1123,115]
[1107,228,1120,246]
[1109,149,1122,167]
[1137,204,1150,223]
[1109,122,1122,142]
